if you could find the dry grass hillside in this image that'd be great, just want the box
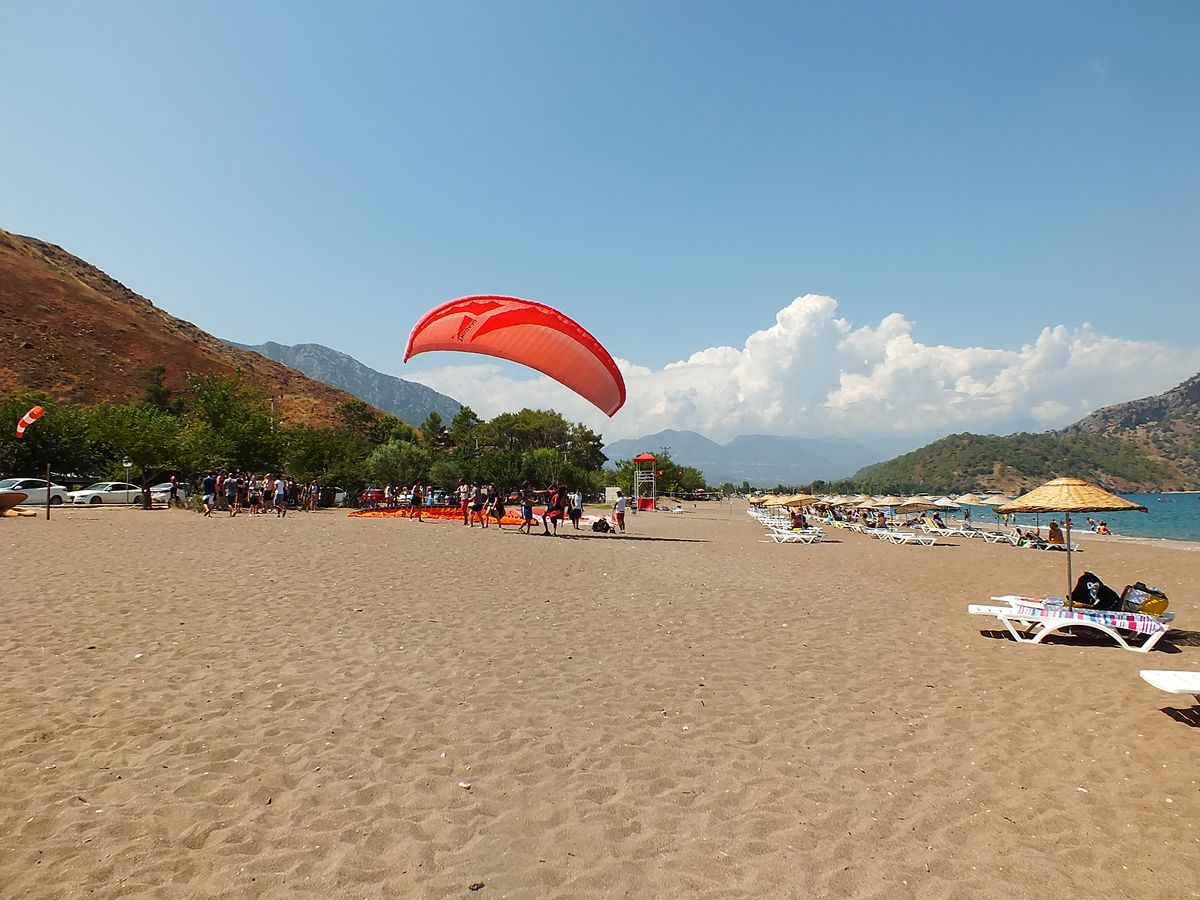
[0,229,366,425]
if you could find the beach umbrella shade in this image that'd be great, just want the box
[779,493,819,507]
[896,499,941,515]
[954,493,985,505]
[996,477,1147,599]
[873,495,904,508]
[933,497,960,509]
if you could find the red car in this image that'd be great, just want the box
[360,487,384,507]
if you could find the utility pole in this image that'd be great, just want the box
[270,396,276,433]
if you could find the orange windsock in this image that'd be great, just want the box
[15,405,44,439]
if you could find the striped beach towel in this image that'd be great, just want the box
[1010,602,1167,637]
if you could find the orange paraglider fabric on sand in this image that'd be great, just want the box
[350,506,534,526]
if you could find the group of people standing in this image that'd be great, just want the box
[450,481,624,535]
[200,471,316,518]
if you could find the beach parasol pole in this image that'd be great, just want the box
[1064,512,1072,600]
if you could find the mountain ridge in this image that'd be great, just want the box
[229,340,461,425]
[603,429,917,485]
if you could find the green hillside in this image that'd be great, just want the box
[848,431,1177,495]
[825,371,1200,495]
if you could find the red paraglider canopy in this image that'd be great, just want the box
[404,295,626,416]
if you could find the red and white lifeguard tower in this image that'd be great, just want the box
[632,452,657,511]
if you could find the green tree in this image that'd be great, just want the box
[337,398,378,439]
[0,395,100,479]
[89,403,181,507]
[367,441,431,486]
[182,373,283,472]
[420,411,447,447]
[449,405,482,447]
[141,365,180,413]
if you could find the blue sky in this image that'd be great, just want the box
[4,2,1199,439]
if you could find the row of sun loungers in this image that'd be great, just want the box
[916,519,1081,551]
[749,508,1083,555]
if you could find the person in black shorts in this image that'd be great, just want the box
[541,482,565,536]
[410,481,424,523]
[487,484,505,530]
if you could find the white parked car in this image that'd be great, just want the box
[149,482,188,504]
[68,482,144,505]
[0,477,69,506]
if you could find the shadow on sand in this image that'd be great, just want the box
[977,628,1182,654]
[522,530,708,544]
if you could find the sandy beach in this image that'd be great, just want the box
[2,502,1198,899]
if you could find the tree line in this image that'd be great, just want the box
[2,367,714,502]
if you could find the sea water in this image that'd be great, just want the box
[962,492,1200,544]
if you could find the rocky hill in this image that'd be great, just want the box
[850,371,1200,493]
[230,340,460,425]
[0,229,368,426]
[1059,371,1200,486]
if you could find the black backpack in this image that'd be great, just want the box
[592,518,611,533]
[1070,572,1122,611]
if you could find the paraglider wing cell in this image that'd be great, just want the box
[404,295,626,416]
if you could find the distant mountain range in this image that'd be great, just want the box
[853,371,1200,493]
[229,341,461,426]
[603,428,918,486]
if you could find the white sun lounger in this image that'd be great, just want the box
[761,525,824,544]
[1139,670,1200,701]
[881,531,937,546]
[968,601,1171,653]
[761,529,824,544]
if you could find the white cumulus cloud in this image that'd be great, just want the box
[405,295,1200,442]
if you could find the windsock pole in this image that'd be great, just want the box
[46,463,52,520]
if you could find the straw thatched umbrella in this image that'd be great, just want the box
[996,477,1147,598]
[779,493,819,507]
[896,498,941,515]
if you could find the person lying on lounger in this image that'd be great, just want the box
[1017,529,1050,549]
[1047,521,1065,544]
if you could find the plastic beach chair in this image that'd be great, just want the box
[761,525,824,544]
[1139,670,1200,702]
[882,531,938,546]
[967,600,1171,653]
